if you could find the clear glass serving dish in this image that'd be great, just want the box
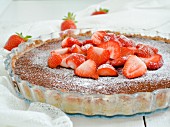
[4,27,170,116]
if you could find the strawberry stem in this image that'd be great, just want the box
[16,32,32,41]
[62,12,77,23]
[99,8,109,13]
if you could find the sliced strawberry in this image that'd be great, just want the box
[98,40,121,59]
[87,46,110,66]
[82,39,93,45]
[66,53,86,69]
[70,44,85,54]
[135,44,157,58]
[48,52,62,68]
[103,33,117,42]
[117,35,136,47]
[60,53,71,68]
[121,47,137,57]
[140,54,163,70]
[91,31,106,45]
[61,37,82,48]
[122,55,147,79]
[81,44,93,54]
[54,48,70,55]
[97,64,118,76]
[75,59,99,79]
[110,56,128,67]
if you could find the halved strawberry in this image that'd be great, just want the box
[54,48,70,55]
[135,44,158,58]
[82,39,93,45]
[98,40,121,59]
[122,55,147,79]
[70,44,85,54]
[87,46,110,66]
[117,35,136,47]
[61,37,82,48]
[97,64,118,76]
[110,56,128,67]
[103,33,117,42]
[91,31,106,45]
[75,59,99,79]
[140,54,163,70]
[48,52,62,68]
[81,44,93,54]
[121,47,136,57]
[66,53,86,69]
[60,53,71,68]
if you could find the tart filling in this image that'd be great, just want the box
[14,31,170,94]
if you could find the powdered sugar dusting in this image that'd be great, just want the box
[14,37,170,95]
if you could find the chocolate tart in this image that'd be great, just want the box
[4,28,170,116]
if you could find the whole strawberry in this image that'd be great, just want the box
[91,8,109,16]
[61,12,77,31]
[4,33,32,51]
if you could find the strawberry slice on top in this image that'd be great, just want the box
[123,55,147,79]
[117,35,136,47]
[87,46,110,66]
[97,64,118,76]
[91,31,106,45]
[98,40,121,59]
[75,59,99,79]
[66,53,86,69]
[48,51,62,68]
[61,37,82,48]
[140,54,163,70]
[135,44,158,58]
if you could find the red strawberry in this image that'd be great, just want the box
[117,35,136,47]
[61,37,82,48]
[54,48,70,55]
[87,46,110,66]
[70,44,85,54]
[61,12,77,31]
[136,44,158,58]
[66,53,86,69]
[91,8,109,15]
[82,39,93,45]
[110,56,128,67]
[48,51,62,68]
[91,31,106,45]
[75,59,99,79]
[4,33,31,51]
[98,40,121,59]
[97,64,118,76]
[60,53,71,68]
[122,55,147,79]
[81,44,93,54]
[103,33,117,42]
[121,47,136,57]
[140,54,163,70]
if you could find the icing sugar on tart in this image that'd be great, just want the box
[14,31,170,94]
